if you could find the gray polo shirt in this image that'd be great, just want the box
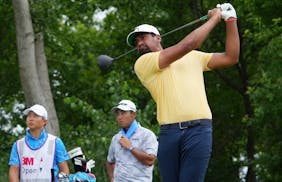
[107,124,158,182]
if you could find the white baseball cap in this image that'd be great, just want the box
[23,104,48,120]
[111,100,137,112]
[126,24,160,47]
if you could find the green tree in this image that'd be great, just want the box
[1,0,281,181]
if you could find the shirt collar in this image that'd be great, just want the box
[25,128,48,149]
[121,120,139,138]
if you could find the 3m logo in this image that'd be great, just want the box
[22,157,34,165]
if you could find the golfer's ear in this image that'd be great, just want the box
[43,119,47,127]
[156,35,162,42]
[131,111,137,117]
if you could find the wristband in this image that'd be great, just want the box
[128,146,134,151]
[226,17,237,22]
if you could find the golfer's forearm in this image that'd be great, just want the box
[106,161,115,180]
[9,166,19,182]
[182,16,219,50]
[159,17,220,69]
[131,148,156,166]
[9,178,19,182]
[58,161,70,175]
[9,176,19,182]
[225,21,240,62]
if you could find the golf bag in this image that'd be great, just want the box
[63,147,96,182]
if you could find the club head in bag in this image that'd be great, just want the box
[73,157,87,172]
[68,147,86,172]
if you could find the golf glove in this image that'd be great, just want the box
[86,159,95,172]
[217,3,237,21]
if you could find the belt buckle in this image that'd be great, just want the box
[179,122,188,130]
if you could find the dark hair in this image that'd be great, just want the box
[133,32,156,47]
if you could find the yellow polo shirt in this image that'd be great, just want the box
[134,50,213,125]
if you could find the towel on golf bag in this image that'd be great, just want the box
[69,172,96,182]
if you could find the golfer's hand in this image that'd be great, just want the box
[119,135,132,149]
[208,8,221,23]
[217,3,237,21]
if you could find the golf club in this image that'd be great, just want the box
[97,15,208,71]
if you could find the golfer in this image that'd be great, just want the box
[126,3,239,182]
[106,100,158,182]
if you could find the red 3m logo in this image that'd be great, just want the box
[22,157,34,165]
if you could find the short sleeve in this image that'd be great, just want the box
[8,142,19,166]
[106,137,116,163]
[143,130,158,156]
[55,138,70,163]
[194,50,213,71]
[134,52,160,84]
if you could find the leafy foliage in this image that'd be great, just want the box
[1,0,282,181]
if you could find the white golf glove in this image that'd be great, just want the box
[217,3,237,21]
[86,159,95,172]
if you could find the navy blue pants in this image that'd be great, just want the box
[157,120,212,182]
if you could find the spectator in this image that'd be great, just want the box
[8,104,70,181]
[106,100,158,182]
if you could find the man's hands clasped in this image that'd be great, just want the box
[217,3,237,21]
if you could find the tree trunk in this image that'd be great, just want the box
[35,32,60,135]
[12,0,60,136]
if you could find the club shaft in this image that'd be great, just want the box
[113,15,208,60]
[161,15,208,37]
[114,47,137,60]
